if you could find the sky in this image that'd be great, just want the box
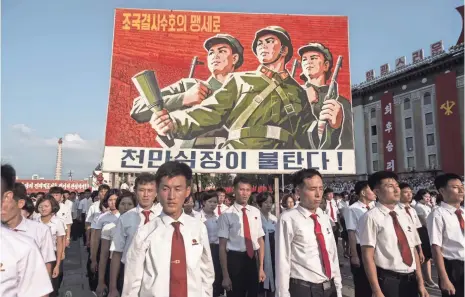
[1,0,463,179]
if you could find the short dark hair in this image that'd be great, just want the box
[1,164,16,193]
[184,195,194,204]
[13,183,28,202]
[256,192,272,207]
[135,173,157,189]
[233,175,252,188]
[98,184,111,192]
[281,193,295,209]
[324,188,334,195]
[22,197,35,218]
[49,186,64,194]
[115,190,137,209]
[354,181,369,196]
[155,161,192,187]
[434,173,463,191]
[101,189,121,209]
[398,182,411,190]
[216,187,226,194]
[202,190,218,203]
[414,189,429,202]
[63,190,70,195]
[84,189,91,193]
[35,194,60,214]
[292,169,322,188]
[368,171,398,190]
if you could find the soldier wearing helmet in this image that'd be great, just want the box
[130,34,244,148]
[150,26,313,150]
[299,42,353,149]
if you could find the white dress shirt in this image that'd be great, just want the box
[65,199,74,218]
[414,203,431,226]
[71,199,79,219]
[344,200,374,244]
[200,210,219,244]
[0,227,53,297]
[185,209,202,220]
[275,206,342,297]
[12,216,56,263]
[217,203,265,252]
[95,211,120,230]
[358,202,421,273]
[86,201,101,225]
[35,215,66,251]
[325,200,339,224]
[57,202,73,227]
[110,203,162,264]
[122,212,215,297]
[262,212,277,292]
[78,198,88,214]
[216,204,229,216]
[427,203,465,261]
[398,203,422,229]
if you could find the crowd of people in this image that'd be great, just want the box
[1,161,464,297]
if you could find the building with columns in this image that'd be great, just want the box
[352,43,464,177]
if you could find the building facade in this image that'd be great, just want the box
[352,43,464,177]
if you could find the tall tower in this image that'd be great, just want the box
[55,138,63,180]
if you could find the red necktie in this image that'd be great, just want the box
[242,208,254,258]
[170,222,187,297]
[405,206,413,220]
[217,205,222,216]
[142,210,151,224]
[455,209,464,232]
[310,214,332,278]
[329,201,335,221]
[389,211,413,266]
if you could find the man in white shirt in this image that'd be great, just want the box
[50,186,73,248]
[1,182,56,275]
[358,171,429,297]
[428,173,464,297]
[122,161,214,297]
[344,181,376,297]
[216,187,229,216]
[276,169,342,297]
[108,173,161,297]
[218,176,265,297]
[1,164,53,297]
[77,189,91,245]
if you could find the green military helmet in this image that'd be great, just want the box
[252,26,293,64]
[204,34,244,69]
[298,42,333,81]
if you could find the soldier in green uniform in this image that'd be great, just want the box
[130,34,244,148]
[299,42,354,149]
[151,26,312,150]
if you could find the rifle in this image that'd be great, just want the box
[189,56,204,78]
[290,59,300,78]
[132,70,175,148]
[317,55,343,149]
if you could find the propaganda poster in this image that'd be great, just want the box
[102,9,355,174]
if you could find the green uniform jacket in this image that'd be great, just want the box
[303,83,354,150]
[170,66,313,149]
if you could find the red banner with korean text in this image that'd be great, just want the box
[381,92,397,172]
[435,71,464,175]
[17,180,91,194]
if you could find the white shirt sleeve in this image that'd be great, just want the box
[56,220,67,237]
[41,226,57,264]
[344,207,357,231]
[217,214,230,239]
[427,211,444,248]
[65,204,73,225]
[18,243,54,297]
[358,213,377,248]
[86,204,96,223]
[199,224,214,297]
[275,216,292,297]
[111,218,126,252]
[93,214,104,230]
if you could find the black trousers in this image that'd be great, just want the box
[87,243,101,292]
[376,267,418,297]
[117,262,125,294]
[289,278,337,297]
[71,219,81,240]
[440,259,464,297]
[81,214,87,245]
[210,244,224,297]
[350,244,372,297]
[226,250,259,297]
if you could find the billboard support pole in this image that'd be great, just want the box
[195,173,201,192]
[274,176,280,217]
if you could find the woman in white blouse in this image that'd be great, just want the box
[256,192,277,297]
[36,194,67,297]
[96,190,136,297]
[414,189,439,288]
[183,194,201,219]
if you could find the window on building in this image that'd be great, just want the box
[370,108,376,119]
[373,160,379,171]
[428,154,437,168]
[371,125,377,136]
[405,117,412,129]
[372,143,378,153]
[404,98,411,110]
[406,137,414,151]
[425,112,433,125]
[427,133,435,146]
[423,92,431,105]
[407,157,415,169]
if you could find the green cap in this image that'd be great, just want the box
[298,43,333,81]
[252,26,293,64]
[204,34,244,69]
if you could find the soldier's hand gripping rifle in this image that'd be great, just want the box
[317,55,343,149]
[132,70,175,148]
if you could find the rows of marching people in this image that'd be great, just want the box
[1,161,464,297]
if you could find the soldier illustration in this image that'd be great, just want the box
[298,42,354,149]
[150,26,312,150]
[130,34,244,148]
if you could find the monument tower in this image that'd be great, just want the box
[55,138,63,180]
